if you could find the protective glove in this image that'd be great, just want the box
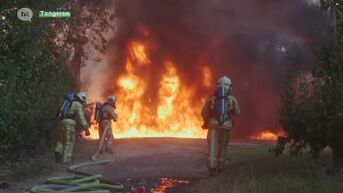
[85,128,90,136]
[201,119,209,129]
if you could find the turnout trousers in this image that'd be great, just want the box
[207,127,231,170]
[99,120,114,151]
[54,119,76,163]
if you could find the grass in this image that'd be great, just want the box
[0,149,54,181]
[188,143,343,193]
[0,139,98,182]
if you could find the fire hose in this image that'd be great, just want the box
[29,159,124,193]
[91,122,111,161]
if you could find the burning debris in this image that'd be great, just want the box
[125,178,190,193]
[250,129,286,141]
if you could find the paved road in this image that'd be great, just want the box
[82,138,268,192]
[104,138,208,180]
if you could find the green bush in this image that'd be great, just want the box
[0,1,75,162]
[274,1,343,169]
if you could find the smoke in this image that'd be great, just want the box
[97,0,329,138]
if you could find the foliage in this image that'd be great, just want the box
[55,0,117,88]
[274,0,343,166]
[0,1,75,162]
[0,0,116,163]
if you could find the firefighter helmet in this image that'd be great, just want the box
[108,95,116,107]
[217,76,231,89]
[108,95,116,102]
[76,92,88,104]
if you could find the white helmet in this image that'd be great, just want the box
[217,76,232,89]
[76,92,88,103]
[108,95,116,107]
[108,95,116,102]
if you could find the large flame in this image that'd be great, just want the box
[88,39,208,139]
[86,38,283,140]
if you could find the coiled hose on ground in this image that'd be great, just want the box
[29,159,124,193]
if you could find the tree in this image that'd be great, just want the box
[0,0,120,162]
[56,0,117,90]
[274,0,343,171]
[0,1,75,162]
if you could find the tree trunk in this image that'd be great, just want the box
[70,45,82,91]
[330,1,337,44]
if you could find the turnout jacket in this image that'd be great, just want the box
[201,95,240,129]
[65,100,89,129]
[101,103,118,122]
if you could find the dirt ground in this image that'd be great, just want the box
[1,138,207,193]
[2,138,267,193]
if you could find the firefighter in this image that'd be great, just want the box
[201,76,240,176]
[54,92,90,163]
[99,95,118,154]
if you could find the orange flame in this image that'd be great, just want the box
[154,178,190,193]
[129,41,150,66]
[251,129,285,141]
[202,66,212,88]
[87,40,207,139]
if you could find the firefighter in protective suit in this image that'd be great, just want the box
[201,76,240,176]
[99,96,118,154]
[54,92,90,163]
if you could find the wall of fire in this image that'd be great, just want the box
[80,0,329,139]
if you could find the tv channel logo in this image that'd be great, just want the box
[17,8,33,22]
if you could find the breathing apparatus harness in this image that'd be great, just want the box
[210,85,232,125]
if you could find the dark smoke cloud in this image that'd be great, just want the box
[105,0,329,138]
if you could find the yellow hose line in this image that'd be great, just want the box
[91,122,111,161]
[30,159,124,193]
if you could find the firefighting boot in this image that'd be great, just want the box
[54,152,62,163]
